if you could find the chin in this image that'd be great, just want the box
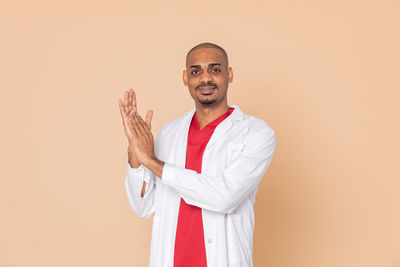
[198,97,218,105]
[197,92,218,104]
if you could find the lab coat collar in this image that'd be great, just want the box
[182,105,244,148]
[184,104,244,122]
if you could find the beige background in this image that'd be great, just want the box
[0,0,398,266]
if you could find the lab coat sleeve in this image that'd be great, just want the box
[124,163,155,218]
[161,127,276,214]
[124,132,161,219]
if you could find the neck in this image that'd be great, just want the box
[195,101,230,130]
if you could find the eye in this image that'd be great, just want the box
[191,70,200,75]
[211,68,221,73]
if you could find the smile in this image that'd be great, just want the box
[198,86,216,95]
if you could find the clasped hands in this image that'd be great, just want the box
[118,89,156,168]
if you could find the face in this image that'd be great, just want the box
[183,48,233,107]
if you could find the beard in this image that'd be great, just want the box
[196,82,218,105]
[198,96,217,105]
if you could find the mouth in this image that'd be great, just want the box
[198,86,216,95]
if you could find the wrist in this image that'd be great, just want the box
[144,157,165,178]
[143,156,157,169]
[128,159,141,169]
[127,148,140,168]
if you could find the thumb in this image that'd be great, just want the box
[145,110,153,130]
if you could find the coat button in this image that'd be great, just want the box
[207,238,213,244]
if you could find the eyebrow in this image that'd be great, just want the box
[189,63,222,69]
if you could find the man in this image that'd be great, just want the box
[118,42,276,267]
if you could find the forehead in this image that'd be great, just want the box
[186,48,226,68]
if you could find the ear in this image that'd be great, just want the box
[227,67,233,83]
[182,70,188,86]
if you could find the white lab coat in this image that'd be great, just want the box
[125,105,276,267]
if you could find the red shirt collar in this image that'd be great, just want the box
[192,107,234,129]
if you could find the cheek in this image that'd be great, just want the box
[215,77,227,87]
[188,79,198,90]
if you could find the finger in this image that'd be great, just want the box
[128,106,135,117]
[119,99,128,120]
[137,113,152,136]
[124,90,129,113]
[132,113,146,135]
[129,113,142,135]
[121,108,136,140]
[132,89,138,113]
[122,116,133,137]
[127,89,133,114]
[127,115,139,137]
[145,110,153,130]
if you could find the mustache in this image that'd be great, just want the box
[196,82,218,90]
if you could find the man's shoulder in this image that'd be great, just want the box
[238,110,275,137]
[156,106,275,139]
[237,112,276,150]
[156,109,193,137]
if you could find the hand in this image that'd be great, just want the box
[118,89,153,167]
[127,112,156,167]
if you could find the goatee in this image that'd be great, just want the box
[199,98,217,105]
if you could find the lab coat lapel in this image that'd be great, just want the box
[206,105,243,148]
[175,105,244,161]
[206,117,233,148]
[175,109,196,168]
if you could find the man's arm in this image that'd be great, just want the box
[124,129,163,219]
[124,162,156,218]
[128,146,147,198]
[161,128,275,214]
[119,89,156,218]
[128,113,276,214]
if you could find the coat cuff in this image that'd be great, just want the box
[161,162,181,186]
[127,162,151,183]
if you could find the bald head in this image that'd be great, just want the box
[186,42,229,68]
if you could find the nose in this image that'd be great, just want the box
[200,70,213,84]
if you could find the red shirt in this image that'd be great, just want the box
[173,107,234,267]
